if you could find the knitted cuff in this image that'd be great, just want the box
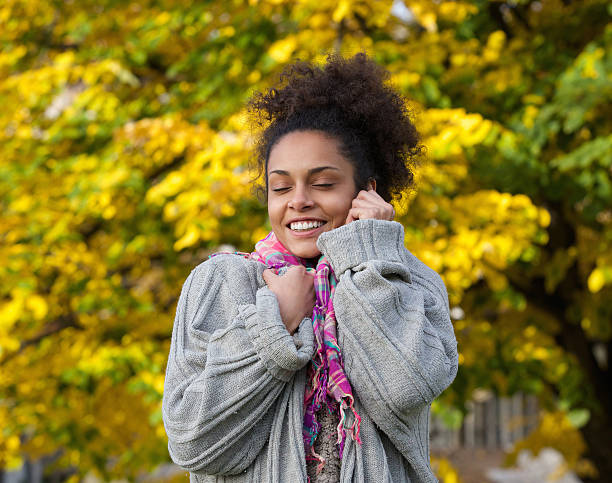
[316,219,406,276]
[242,286,314,382]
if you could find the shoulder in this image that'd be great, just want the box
[171,255,265,335]
[192,252,251,272]
[187,253,264,302]
[191,252,263,283]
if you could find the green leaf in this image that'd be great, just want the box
[567,408,590,428]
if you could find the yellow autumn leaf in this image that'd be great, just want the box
[268,36,297,63]
[25,295,48,320]
[587,268,605,293]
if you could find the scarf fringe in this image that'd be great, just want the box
[212,233,363,468]
[338,397,362,445]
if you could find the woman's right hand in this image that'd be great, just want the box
[262,266,315,335]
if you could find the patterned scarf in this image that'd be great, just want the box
[210,231,361,469]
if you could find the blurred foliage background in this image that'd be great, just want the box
[1,0,610,481]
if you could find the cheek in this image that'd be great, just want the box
[329,193,355,221]
[267,201,282,226]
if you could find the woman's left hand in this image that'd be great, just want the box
[345,189,395,224]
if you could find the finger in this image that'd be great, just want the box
[262,269,276,284]
[350,199,379,213]
[351,198,380,209]
[352,195,389,211]
[345,210,357,224]
[347,208,362,222]
[287,265,306,274]
[353,196,394,219]
[357,189,382,202]
[366,188,385,201]
[354,190,371,200]
[355,206,389,221]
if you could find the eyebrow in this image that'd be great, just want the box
[269,166,341,176]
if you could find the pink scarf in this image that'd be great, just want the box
[210,231,361,469]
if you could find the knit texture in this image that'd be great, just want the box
[162,219,459,482]
[217,231,362,466]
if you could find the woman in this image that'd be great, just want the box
[162,52,458,482]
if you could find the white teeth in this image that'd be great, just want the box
[290,220,325,231]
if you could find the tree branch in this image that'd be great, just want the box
[488,2,514,39]
[0,313,83,366]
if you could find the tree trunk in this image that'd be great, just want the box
[581,414,612,482]
[507,252,611,480]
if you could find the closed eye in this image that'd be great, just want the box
[313,184,333,188]
[272,187,290,192]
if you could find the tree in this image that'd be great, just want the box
[1,0,610,480]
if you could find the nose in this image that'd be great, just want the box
[288,184,314,211]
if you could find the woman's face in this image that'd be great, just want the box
[267,130,359,259]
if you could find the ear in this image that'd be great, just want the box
[366,178,377,192]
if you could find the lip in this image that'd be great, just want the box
[286,221,328,238]
[286,217,327,225]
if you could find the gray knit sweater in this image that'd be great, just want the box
[162,219,458,482]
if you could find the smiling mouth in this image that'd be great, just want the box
[287,220,327,232]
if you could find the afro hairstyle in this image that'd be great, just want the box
[247,51,422,203]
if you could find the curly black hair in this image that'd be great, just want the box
[247,51,422,203]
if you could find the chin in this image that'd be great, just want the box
[291,246,321,259]
[286,240,321,259]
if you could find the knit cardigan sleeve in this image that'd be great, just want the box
[316,219,458,456]
[162,255,314,475]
